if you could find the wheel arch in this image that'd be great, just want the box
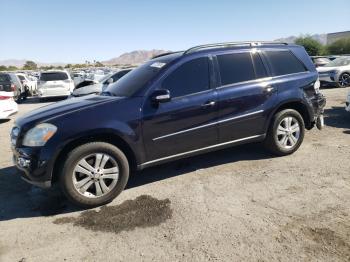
[51,132,139,184]
[266,100,313,132]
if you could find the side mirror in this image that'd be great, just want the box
[107,78,114,84]
[151,89,171,104]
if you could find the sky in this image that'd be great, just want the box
[1,0,349,63]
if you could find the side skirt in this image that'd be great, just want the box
[138,134,266,170]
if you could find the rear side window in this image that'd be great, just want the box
[264,51,307,76]
[0,74,10,82]
[40,72,68,81]
[162,57,209,98]
[17,75,25,81]
[217,52,256,86]
[252,52,268,79]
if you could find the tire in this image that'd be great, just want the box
[337,73,350,88]
[264,109,305,156]
[60,142,130,208]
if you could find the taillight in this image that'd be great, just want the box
[10,84,16,91]
[0,96,10,100]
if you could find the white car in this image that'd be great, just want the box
[317,56,350,88]
[38,71,74,100]
[16,73,38,96]
[0,91,18,119]
[346,90,350,112]
[73,72,86,86]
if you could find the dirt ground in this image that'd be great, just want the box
[0,87,349,262]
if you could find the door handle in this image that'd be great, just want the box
[202,101,216,107]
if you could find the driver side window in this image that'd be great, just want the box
[162,57,210,98]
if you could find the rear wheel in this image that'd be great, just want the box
[60,142,129,208]
[264,109,305,156]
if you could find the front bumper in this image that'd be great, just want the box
[12,146,52,188]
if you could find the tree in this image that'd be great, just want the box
[23,60,38,70]
[0,65,7,71]
[295,36,324,56]
[326,38,350,55]
[7,66,18,71]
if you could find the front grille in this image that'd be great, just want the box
[11,126,19,146]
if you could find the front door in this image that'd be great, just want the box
[142,56,219,162]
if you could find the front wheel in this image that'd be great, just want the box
[337,73,350,88]
[60,142,130,208]
[264,109,305,156]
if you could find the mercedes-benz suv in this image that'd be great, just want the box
[11,42,326,207]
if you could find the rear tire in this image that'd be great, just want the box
[264,109,305,156]
[60,142,130,208]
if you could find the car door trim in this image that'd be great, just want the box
[153,110,264,141]
[143,134,265,167]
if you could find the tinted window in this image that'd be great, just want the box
[17,75,25,81]
[0,74,10,83]
[217,52,256,86]
[162,57,209,98]
[112,70,130,82]
[40,72,68,81]
[265,51,307,76]
[252,53,268,79]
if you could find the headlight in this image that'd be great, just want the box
[329,70,339,75]
[22,123,57,147]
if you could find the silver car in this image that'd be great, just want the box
[317,56,350,88]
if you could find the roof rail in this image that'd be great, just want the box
[183,41,289,55]
[152,51,183,59]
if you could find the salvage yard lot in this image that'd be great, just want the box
[0,88,349,262]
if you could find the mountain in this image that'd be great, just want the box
[103,49,170,65]
[275,34,327,45]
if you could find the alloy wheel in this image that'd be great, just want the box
[339,73,350,87]
[72,153,119,198]
[276,116,300,149]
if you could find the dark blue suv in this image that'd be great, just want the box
[11,42,326,207]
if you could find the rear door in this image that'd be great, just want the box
[142,56,219,162]
[214,50,277,143]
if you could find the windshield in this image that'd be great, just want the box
[105,61,166,97]
[98,73,113,84]
[324,57,350,67]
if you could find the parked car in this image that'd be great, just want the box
[71,69,133,97]
[311,56,331,67]
[0,91,18,119]
[11,41,326,207]
[317,56,350,88]
[72,72,86,86]
[37,71,74,101]
[16,73,38,96]
[0,73,24,102]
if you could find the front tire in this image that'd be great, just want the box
[264,109,305,156]
[337,73,350,88]
[60,142,129,208]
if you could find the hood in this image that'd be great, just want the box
[72,83,103,96]
[15,95,122,128]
